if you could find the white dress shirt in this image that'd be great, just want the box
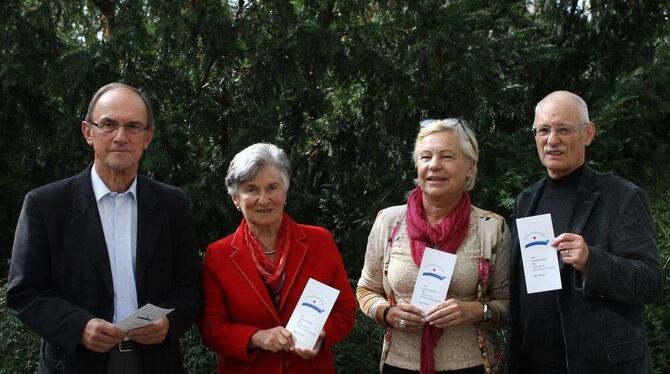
[91,165,139,323]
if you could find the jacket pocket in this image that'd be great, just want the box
[40,342,67,373]
[606,339,644,364]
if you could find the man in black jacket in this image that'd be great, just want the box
[506,90,664,373]
[7,83,203,373]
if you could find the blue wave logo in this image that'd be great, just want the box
[301,302,325,313]
[525,239,550,248]
[422,272,446,281]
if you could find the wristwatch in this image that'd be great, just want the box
[481,303,493,322]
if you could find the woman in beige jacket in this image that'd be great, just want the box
[357,118,511,374]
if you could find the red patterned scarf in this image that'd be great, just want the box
[405,187,471,374]
[242,213,292,305]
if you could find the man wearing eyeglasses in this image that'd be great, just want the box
[506,90,664,373]
[7,83,203,373]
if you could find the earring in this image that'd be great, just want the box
[235,205,241,211]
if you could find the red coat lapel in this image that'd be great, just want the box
[229,227,281,324]
[279,220,309,311]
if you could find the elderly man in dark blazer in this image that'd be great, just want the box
[7,83,203,373]
[506,91,664,374]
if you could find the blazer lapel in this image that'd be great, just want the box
[512,178,547,266]
[279,221,308,311]
[71,166,114,296]
[567,166,599,235]
[135,175,164,289]
[520,177,547,219]
[229,229,281,323]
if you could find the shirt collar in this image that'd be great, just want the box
[91,163,137,202]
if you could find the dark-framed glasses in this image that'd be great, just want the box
[88,120,148,135]
[420,118,476,149]
[532,123,587,138]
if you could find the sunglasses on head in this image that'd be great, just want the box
[419,118,475,149]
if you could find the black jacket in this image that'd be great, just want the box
[507,166,664,373]
[7,166,203,373]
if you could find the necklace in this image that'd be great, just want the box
[264,249,276,255]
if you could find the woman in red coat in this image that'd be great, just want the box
[198,143,356,373]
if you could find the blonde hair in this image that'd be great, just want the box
[413,118,479,191]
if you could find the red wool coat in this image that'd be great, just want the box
[198,218,356,374]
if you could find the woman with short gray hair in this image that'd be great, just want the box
[225,143,291,198]
[198,143,356,373]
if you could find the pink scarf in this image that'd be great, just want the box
[405,187,471,374]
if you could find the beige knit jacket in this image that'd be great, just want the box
[357,204,511,372]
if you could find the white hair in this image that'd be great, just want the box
[225,143,291,197]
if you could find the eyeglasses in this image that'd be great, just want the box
[532,123,587,138]
[88,120,148,135]
[420,118,476,150]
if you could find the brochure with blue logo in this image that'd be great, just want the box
[285,278,340,349]
[410,247,457,312]
[516,213,562,293]
[114,303,174,332]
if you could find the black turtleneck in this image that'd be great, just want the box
[518,165,584,371]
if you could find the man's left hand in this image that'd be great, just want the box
[127,316,169,345]
[554,233,589,272]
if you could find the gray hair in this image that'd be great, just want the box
[85,82,155,128]
[225,143,291,197]
[413,118,479,191]
[534,90,589,126]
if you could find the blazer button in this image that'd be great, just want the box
[284,359,292,368]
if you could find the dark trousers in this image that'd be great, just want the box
[107,348,143,374]
[519,359,568,374]
[383,364,485,374]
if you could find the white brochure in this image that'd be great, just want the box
[516,213,562,293]
[285,278,340,350]
[410,247,457,312]
[114,303,174,332]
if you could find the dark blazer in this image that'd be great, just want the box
[507,166,664,374]
[198,217,357,374]
[7,165,203,373]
